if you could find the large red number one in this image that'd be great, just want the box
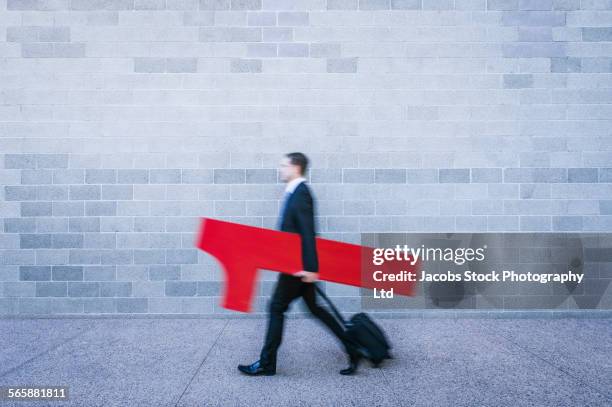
[196,217,419,313]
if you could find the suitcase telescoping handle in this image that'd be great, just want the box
[313,282,347,326]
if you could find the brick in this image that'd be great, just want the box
[230,58,262,73]
[4,154,36,169]
[101,185,133,200]
[86,169,117,184]
[37,218,69,233]
[344,200,374,215]
[583,28,612,42]
[70,0,133,10]
[551,57,581,73]
[165,281,197,296]
[552,216,583,231]
[36,282,67,297]
[504,168,567,183]
[311,169,342,183]
[359,0,390,10]
[20,266,51,281]
[183,10,214,24]
[52,233,84,248]
[84,298,116,313]
[278,12,309,25]
[263,27,292,41]
[117,169,148,184]
[68,217,100,232]
[149,265,181,280]
[196,281,221,296]
[247,43,277,57]
[199,27,261,42]
[439,169,470,183]
[375,169,406,183]
[52,266,84,281]
[21,202,52,216]
[134,57,165,73]
[502,43,566,57]
[4,282,36,297]
[391,0,420,8]
[20,234,52,249]
[36,154,68,168]
[568,168,598,183]
[231,0,261,9]
[134,248,165,263]
[343,169,374,183]
[83,233,116,248]
[405,169,438,184]
[487,0,518,10]
[53,202,84,216]
[278,43,309,57]
[101,250,132,264]
[4,218,36,233]
[166,58,198,73]
[99,282,131,297]
[248,11,276,25]
[520,216,552,231]
[116,298,148,313]
[53,169,84,184]
[327,58,358,73]
[214,169,245,183]
[504,74,533,88]
[472,168,503,183]
[327,0,357,9]
[70,185,101,200]
[166,249,198,264]
[199,0,230,9]
[37,186,69,200]
[5,186,36,201]
[150,169,181,183]
[501,11,565,26]
[21,169,52,184]
[245,169,276,183]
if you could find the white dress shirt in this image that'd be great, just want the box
[284,176,307,194]
[276,176,307,230]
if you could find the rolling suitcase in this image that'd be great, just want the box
[314,283,392,367]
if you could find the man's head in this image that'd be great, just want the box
[279,152,309,183]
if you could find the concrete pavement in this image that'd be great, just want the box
[1,316,611,406]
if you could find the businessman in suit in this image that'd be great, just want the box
[238,152,362,376]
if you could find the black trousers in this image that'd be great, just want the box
[259,273,358,371]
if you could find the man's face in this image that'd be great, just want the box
[279,156,300,182]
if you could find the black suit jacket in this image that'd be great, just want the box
[279,181,319,273]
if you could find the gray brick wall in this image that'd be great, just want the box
[1,0,611,315]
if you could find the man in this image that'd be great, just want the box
[237,152,362,376]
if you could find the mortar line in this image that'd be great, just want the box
[0,324,96,379]
[174,319,229,407]
[477,320,612,402]
[378,361,403,406]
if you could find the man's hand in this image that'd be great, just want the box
[293,270,318,283]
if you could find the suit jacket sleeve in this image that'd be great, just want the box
[294,187,319,273]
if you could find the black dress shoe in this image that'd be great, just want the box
[237,360,276,376]
[339,354,361,375]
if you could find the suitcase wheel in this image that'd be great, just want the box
[370,359,383,368]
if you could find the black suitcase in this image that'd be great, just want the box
[314,283,392,367]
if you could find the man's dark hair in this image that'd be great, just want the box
[286,152,309,175]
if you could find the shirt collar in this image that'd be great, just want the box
[285,176,306,194]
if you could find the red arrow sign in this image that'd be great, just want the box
[195,217,419,312]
